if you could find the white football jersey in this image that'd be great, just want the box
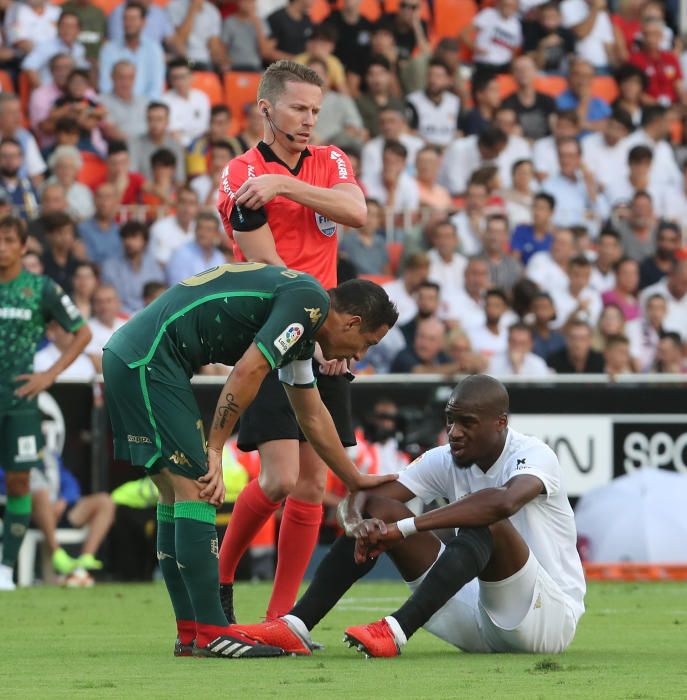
[406,90,460,147]
[398,428,586,621]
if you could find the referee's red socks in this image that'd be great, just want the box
[266,497,323,621]
[219,479,281,584]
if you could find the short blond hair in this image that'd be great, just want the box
[257,60,324,105]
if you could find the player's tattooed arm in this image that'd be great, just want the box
[214,392,240,430]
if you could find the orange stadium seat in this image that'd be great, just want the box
[359,0,382,22]
[192,71,224,106]
[91,0,120,15]
[359,273,395,285]
[496,73,516,99]
[384,0,431,21]
[0,70,14,93]
[435,0,477,40]
[224,71,261,133]
[591,75,619,103]
[77,151,107,189]
[533,75,567,97]
[386,241,404,275]
[310,0,332,22]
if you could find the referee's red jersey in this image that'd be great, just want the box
[217,141,357,289]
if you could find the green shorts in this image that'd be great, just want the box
[0,408,43,471]
[102,348,208,480]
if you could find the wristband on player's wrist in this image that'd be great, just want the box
[396,517,418,538]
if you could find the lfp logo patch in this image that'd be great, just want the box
[274,323,304,355]
[315,212,336,237]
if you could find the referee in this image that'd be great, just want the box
[216,60,370,624]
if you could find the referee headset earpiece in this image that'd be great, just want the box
[263,107,295,143]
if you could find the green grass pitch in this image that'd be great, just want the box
[1,580,686,699]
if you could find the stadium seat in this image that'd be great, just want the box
[91,0,120,15]
[497,74,517,99]
[434,0,477,40]
[384,0,431,21]
[591,76,619,104]
[0,70,13,93]
[224,71,261,133]
[359,0,382,22]
[192,71,224,106]
[533,75,567,97]
[310,0,332,22]
[387,241,404,275]
[359,273,395,285]
[77,151,107,189]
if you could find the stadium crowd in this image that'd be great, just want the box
[2,0,686,378]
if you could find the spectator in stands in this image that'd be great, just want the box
[62,0,107,62]
[129,102,185,184]
[326,0,375,95]
[531,291,566,360]
[489,322,551,377]
[605,145,661,214]
[165,211,225,286]
[624,105,681,188]
[589,227,622,293]
[639,222,681,290]
[295,24,347,94]
[449,178,488,256]
[190,139,234,207]
[26,183,67,252]
[0,137,40,220]
[187,105,242,179]
[398,280,442,346]
[33,321,95,380]
[542,137,608,232]
[45,145,95,221]
[592,302,627,350]
[556,57,611,133]
[602,256,641,320]
[99,2,165,99]
[458,72,501,137]
[626,292,666,372]
[548,319,605,373]
[612,62,646,126]
[360,106,423,185]
[532,109,580,180]
[221,0,269,72]
[503,55,556,141]
[0,93,47,185]
[96,140,144,206]
[29,54,75,150]
[108,0,174,46]
[427,219,466,296]
[612,190,659,262]
[234,103,263,153]
[603,334,633,376]
[492,106,533,188]
[390,317,452,374]
[503,159,536,228]
[355,56,406,139]
[461,0,521,75]
[582,107,633,196]
[100,61,149,143]
[140,148,179,216]
[523,1,576,74]
[167,0,225,70]
[405,58,460,147]
[444,328,488,374]
[307,58,365,149]
[101,220,164,314]
[85,284,127,372]
[161,58,211,148]
[561,0,618,70]
[77,183,122,264]
[362,140,419,213]
[467,287,513,358]
[70,260,99,319]
[22,10,88,88]
[143,280,167,306]
[629,17,685,106]
[480,213,523,293]
[382,250,429,325]
[552,254,602,329]
[527,226,576,295]
[380,0,429,62]
[149,185,199,264]
[441,126,508,197]
[41,212,80,293]
[440,256,493,330]
[415,145,452,214]
[639,258,687,340]
[264,0,314,61]
[653,331,686,373]
[4,0,60,57]
[338,198,390,277]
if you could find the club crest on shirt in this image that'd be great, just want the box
[315,211,336,237]
[304,307,321,325]
[274,322,304,355]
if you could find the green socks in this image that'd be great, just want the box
[156,504,195,623]
[174,501,228,627]
[1,494,32,567]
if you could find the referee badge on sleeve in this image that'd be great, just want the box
[315,211,336,237]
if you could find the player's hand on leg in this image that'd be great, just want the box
[197,446,226,507]
[14,371,54,399]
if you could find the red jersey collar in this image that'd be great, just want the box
[257,141,312,176]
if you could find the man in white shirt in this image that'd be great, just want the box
[382,251,429,326]
[440,256,495,330]
[4,0,59,54]
[85,284,127,373]
[561,0,616,69]
[527,227,576,295]
[440,126,508,196]
[551,255,602,330]
[639,258,687,340]
[450,179,489,256]
[167,0,225,69]
[532,109,580,181]
[467,288,512,359]
[604,145,666,216]
[427,219,467,296]
[362,140,420,214]
[0,93,47,184]
[493,107,532,189]
[231,375,585,657]
[489,323,551,377]
[461,0,522,71]
[589,228,622,294]
[166,211,226,286]
[149,186,199,264]
[161,58,211,148]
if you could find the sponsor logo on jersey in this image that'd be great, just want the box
[247,165,256,178]
[330,150,348,179]
[60,294,81,320]
[315,211,336,237]
[169,450,191,467]
[21,287,33,299]
[274,322,304,355]
[210,537,219,559]
[15,435,38,462]
[304,307,322,325]
[515,457,527,470]
[127,434,152,445]
[0,307,32,320]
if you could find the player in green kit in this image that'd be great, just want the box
[102,262,398,658]
[0,216,92,591]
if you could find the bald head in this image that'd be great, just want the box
[448,374,509,417]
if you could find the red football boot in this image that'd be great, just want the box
[343,619,402,658]
[228,619,312,656]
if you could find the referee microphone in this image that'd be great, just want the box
[263,108,295,142]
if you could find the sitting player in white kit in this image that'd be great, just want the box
[230,374,586,656]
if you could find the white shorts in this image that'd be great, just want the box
[406,544,578,654]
